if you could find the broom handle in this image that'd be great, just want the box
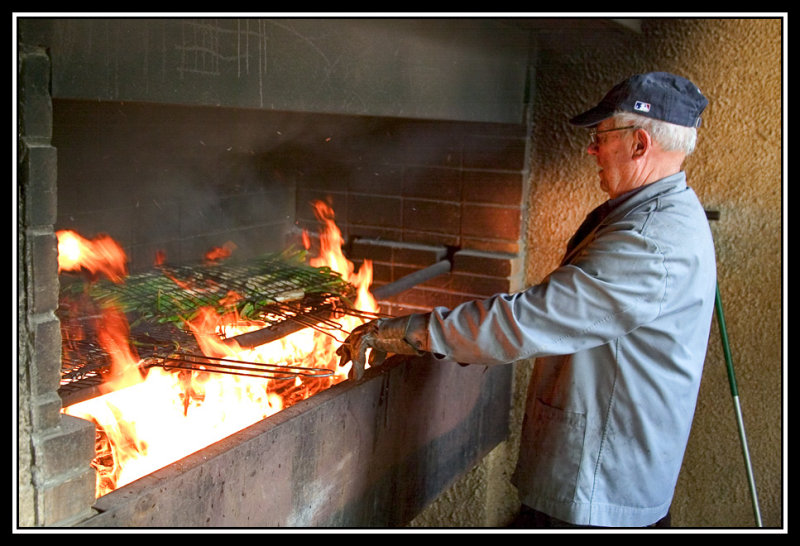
[714,282,763,527]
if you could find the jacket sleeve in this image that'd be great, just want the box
[417,225,669,365]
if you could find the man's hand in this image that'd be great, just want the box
[336,315,425,381]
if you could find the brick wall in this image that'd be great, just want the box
[54,102,529,315]
[17,46,97,528]
[292,117,529,315]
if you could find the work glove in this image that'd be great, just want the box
[336,314,428,381]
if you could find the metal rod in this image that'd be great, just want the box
[224,306,335,349]
[371,259,452,300]
[714,282,763,527]
[145,352,334,380]
[223,302,378,349]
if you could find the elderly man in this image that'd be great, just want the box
[337,72,716,528]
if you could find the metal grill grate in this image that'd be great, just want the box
[58,251,376,405]
[78,251,357,324]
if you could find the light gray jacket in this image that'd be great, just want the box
[406,172,717,526]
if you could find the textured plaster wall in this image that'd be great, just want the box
[646,18,783,529]
[411,17,783,529]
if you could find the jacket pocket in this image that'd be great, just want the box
[522,398,587,502]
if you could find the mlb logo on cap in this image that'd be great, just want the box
[634,101,651,113]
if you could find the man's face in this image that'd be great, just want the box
[587,120,639,198]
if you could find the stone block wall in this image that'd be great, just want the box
[17,45,97,528]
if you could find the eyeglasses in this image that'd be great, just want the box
[588,125,640,146]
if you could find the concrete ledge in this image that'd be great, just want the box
[76,355,511,528]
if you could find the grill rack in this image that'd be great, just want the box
[79,251,358,325]
[142,352,336,381]
[58,251,378,406]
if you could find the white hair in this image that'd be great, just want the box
[614,111,699,155]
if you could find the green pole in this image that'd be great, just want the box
[714,282,763,527]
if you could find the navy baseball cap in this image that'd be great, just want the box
[569,72,708,128]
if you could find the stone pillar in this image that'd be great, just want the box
[17,44,96,528]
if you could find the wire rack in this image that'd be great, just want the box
[58,251,376,405]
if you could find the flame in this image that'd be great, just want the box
[94,306,145,391]
[204,241,237,263]
[57,230,128,283]
[61,201,376,497]
[308,200,375,314]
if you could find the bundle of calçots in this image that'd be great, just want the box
[66,249,356,328]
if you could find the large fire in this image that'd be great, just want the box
[60,200,376,498]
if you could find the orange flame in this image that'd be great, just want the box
[57,230,128,283]
[308,200,375,313]
[204,241,237,264]
[94,306,146,392]
[61,201,377,498]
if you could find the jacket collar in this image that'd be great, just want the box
[561,172,688,266]
[603,171,688,224]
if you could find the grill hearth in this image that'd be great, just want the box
[17,18,541,526]
[77,356,511,528]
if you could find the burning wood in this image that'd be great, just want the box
[59,201,378,498]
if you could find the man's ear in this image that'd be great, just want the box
[632,128,651,159]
